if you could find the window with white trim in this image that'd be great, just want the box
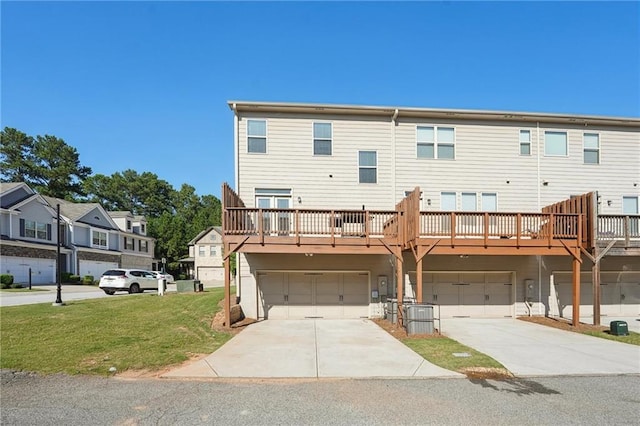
[247,119,267,153]
[210,246,216,256]
[481,193,497,211]
[583,133,599,164]
[545,131,567,156]
[125,237,134,250]
[139,240,148,253]
[313,122,332,156]
[417,126,455,159]
[358,151,377,184]
[21,220,50,240]
[92,230,107,248]
[519,130,531,155]
[199,246,206,257]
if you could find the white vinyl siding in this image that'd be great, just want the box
[417,126,455,159]
[313,122,332,156]
[247,120,267,153]
[583,133,600,164]
[358,151,377,184]
[545,131,567,156]
[519,130,531,155]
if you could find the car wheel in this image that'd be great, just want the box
[129,283,141,294]
[104,290,115,295]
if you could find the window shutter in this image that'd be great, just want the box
[47,224,52,240]
[20,219,25,237]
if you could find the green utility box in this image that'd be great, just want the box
[609,321,629,336]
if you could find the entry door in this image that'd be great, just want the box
[256,196,291,235]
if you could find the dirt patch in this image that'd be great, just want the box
[116,353,210,379]
[461,367,513,380]
[372,318,441,340]
[518,315,607,333]
[210,306,256,334]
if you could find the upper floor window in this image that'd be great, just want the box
[126,220,131,230]
[358,151,377,184]
[583,133,600,164]
[20,219,51,241]
[481,193,497,211]
[545,131,567,156]
[519,130,531,155]
[141,223,145,233]
[92,230,107,249]
[417,126,455,159]
[125,237,134,250]
[199,246,206,257]
[313,122,332,156]
[210,246,217,256]
[139,240,148,253]
[247,119,267,153]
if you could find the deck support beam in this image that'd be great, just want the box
[572,255,581,327]
[396,255,403,325]
[416,257,423,304]
[224,242,231,328]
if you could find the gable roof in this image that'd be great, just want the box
[188,226,222,245]
[0,182,35,209]
[0,182,29,194]
[108,211,134,218]
[42,196,119,230]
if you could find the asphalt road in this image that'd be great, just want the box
[2,371,639,425]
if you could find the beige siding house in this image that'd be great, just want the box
[183,227,224,283]
[225,101,640,324]
[108,211,154,271]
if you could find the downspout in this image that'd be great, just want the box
[231,102,241,306]
[392,109,399,204]
[536,122,542,315]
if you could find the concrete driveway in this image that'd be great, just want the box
[442,318,640,377]
[163,319,462,379]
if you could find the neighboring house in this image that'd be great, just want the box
[42,195,123,279]
[222,101,640,325]
[0,182,69,284]
[181,226,224,283]
[107,211,154,271]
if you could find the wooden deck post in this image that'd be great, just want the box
[592,256,600,326]
[224,243,231,327]
[416,257,423,304]
[396,255,403,325]
[572,255,581,327]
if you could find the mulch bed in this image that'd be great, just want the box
[518,315,608,333]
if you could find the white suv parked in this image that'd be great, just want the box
[99,269,160,295]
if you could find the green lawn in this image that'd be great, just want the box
[0,289,233,375]
[582,330,640,345]
[403,337,506,373]
[0,288,49,292]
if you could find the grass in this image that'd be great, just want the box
[0,288,233,375]
[0,288,49,292]
[403,337,506,373]
[582,330,640,345]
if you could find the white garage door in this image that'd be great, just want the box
[79,260,119,279]
[410,271,513,318]
[197,266,224,282]
[2,256,56,284]
[258,271,370,319]
[554,271,640,317]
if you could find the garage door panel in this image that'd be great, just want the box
[3,257,56,284]
[461,283,485,317]
[342,273,369,318]
[79,261,118,279]
[260,272,288,319]
[288,274,313,318]
[315,273,342,318]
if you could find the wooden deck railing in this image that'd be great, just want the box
[598,215,640,245]
[224,208,400,240]
[419,212,581,240]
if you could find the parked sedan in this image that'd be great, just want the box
[150,271,175,283]
[99,269,159,295]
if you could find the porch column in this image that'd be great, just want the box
[416,257,423,304]
[224,243,231,327]
[572,255,581,327]
[396,255,403,325]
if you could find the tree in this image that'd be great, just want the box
[83,170,174,218]
[0,127,36,184]
[1,128,92,199]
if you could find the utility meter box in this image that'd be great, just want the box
[610,321,629,336]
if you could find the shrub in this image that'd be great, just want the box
[69,275,81,283]
[1,274,14,287]
[82,275,94,285]
[11,283,23,289]
[178,274,187,280]
[61,272,73,283]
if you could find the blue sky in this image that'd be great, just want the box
[2,1,638,198]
